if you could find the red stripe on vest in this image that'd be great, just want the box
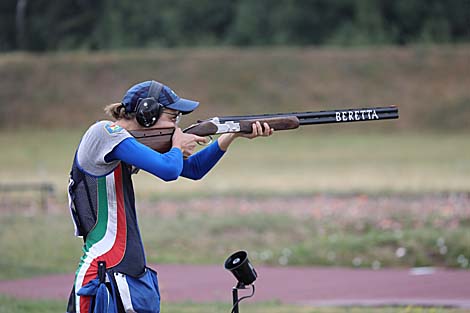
[80,165,127,313]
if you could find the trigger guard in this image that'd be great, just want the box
[198,136,213,146]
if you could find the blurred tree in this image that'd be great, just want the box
[228,0,275,45]
[0,0,18,51]
[270,0,355,45]
[0,0,468,51]
[353,0,389,44]
[15,0,27,49]
[15,0,101,51]
[167,0,236,46]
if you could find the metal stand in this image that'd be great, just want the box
[231,282,246,313]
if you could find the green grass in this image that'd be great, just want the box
[0,130,469,200]
[0,214,82,279]
[0,296,468,313]
[0,296,64,313]
[143,214,470,269]
[1,202,469,280]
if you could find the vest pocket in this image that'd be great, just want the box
[113,267,160,313]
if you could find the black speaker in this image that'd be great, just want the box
[224,251,257,286]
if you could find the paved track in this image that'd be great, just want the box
[1,265,469,308]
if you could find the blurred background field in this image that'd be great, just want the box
[1,129,469,197]
[1,46,469,281]
[1,45,470,130]
[1,46,469,195]
[1,1,470,311]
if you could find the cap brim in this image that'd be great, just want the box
[165,98,199,114]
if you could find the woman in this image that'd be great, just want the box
[66,80,272,313]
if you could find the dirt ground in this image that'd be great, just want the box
[136,192,470,218]
[1,264,470,308]
[2,191,469,219]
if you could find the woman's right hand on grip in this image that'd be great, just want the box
[172,128,207,157]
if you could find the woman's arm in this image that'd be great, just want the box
[105,137,184,181]
[181,121,274,180]
[180,140,225,180]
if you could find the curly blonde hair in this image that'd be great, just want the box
[104,103,136,120]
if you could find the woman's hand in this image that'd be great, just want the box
[237,121,274,139]
[172,128,207,157]
[218,121,274,151]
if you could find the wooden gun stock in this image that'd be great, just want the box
[128,127,174,153]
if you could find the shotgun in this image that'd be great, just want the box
[129,106,398,153]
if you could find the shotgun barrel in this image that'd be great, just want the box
[213,106,398,125]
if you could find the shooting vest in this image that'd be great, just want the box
[68,121,147,312]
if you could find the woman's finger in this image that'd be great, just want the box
[256,121,263,136]
[251,122,258,137]
[263,123,271,136]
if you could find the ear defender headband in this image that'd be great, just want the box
[135,81,164,128]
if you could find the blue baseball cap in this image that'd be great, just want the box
[121,80,199,114]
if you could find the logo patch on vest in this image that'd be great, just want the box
[104,122,123,134]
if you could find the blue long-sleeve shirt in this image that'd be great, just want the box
[105,137,225,181]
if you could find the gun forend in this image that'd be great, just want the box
[183,116,300,136]
[238,116,300,132]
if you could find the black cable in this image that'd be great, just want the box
[230,285,255,313]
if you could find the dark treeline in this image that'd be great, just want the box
[1,0,469,52]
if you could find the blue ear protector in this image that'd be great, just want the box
[135,81,164,128]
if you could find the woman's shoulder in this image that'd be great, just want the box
[76,120,132,176]
[88,120,121,133]
[81,120,129,139]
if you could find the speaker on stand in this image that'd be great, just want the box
[224,251,258,313]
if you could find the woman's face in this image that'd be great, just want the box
[154,109,181,128]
